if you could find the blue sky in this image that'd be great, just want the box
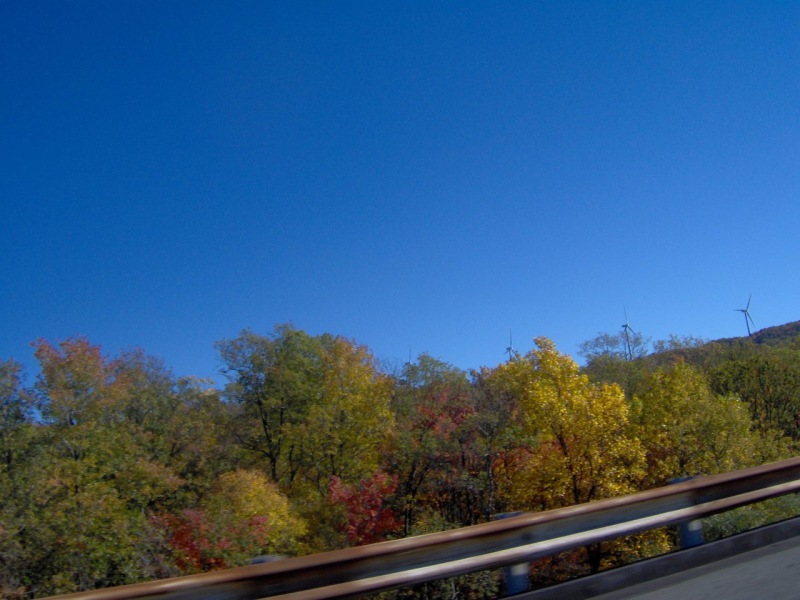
[2,2,800,382]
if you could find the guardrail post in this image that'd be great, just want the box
[495,512,530,595]
[669,476,704,548]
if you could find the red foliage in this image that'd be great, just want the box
[422,387,473,426]
[156,509,223,572]
[154,510,273,573]
[328,471,401,545]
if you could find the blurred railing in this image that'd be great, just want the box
[46,456,800,600]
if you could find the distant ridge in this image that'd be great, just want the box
[709,320,800,349]
[643,320,800,370]
[749,320,800,346]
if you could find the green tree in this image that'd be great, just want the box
[579,332,649,398]
[0,361,38,598]
[292,335,395,496]
[218,326,395,505]
[389,355,476,533]
[469,366,522,520]
[710,350,800,439]
[216,325,324,485]
[29,338,152,593]
[21,337,232,594]
[0,361,35,471]
[634,362,777,487]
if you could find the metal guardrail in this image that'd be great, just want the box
[47,456,800,600]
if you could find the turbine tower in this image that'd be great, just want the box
[736,295,755,337]
[622,308,637,361]
[505,330,520,361]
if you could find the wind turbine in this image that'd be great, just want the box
[505,330,520,361]
[621,308,637,361]
[736,295,755,337]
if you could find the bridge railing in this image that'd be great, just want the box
[48,456,800,600]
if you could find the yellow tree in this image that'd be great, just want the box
[493,338,650,574]
[206,470,305,552]
[161,469,306,573]
[497,338,645,509]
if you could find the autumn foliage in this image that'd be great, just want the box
[1,325,796,597]
[328,471,401,545]
[158,469,305,572]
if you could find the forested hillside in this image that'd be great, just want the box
[3,323,800,598]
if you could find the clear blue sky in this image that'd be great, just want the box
[3,1,800,383]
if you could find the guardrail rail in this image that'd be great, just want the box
[46,456,800,600]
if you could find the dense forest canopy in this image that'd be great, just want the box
[3,321,800,598]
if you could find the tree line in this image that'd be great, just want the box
[2,324,799,598]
